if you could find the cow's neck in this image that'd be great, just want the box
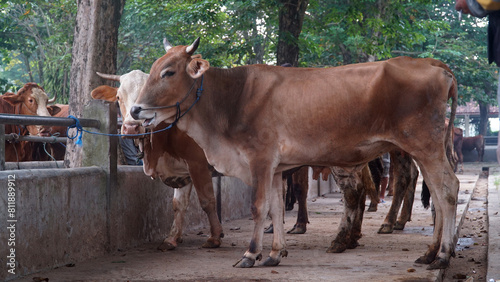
[176,66,252,181]
[178,66,248,136]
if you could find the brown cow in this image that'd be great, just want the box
[1,83,59,162]
[31,104,69,161]
[131,38,458,269]
[91,70,223,251]
[462,134,485,162]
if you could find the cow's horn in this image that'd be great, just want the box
[163,38,172,52]
[186,37,200,55]
[47,92,57,104]
[96,72,121,81]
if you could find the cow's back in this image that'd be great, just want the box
[232,57,455,167]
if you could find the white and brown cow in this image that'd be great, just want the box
[91,70,223,251]
[1,83,60,161]
[131,38,459,269]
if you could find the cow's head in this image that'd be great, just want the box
[91,70,149,136]
[2,83,58,136]
[130,37,209,128]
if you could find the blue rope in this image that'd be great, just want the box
[67,115,83,146]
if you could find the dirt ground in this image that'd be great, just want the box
[17,165,486,282]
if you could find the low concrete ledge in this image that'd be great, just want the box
[487,166,500,281]
[4,161,65,170]
[0,166,253,281]
[0,167,107,279]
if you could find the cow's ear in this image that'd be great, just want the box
[186,58,210,79]
[91,85,118,102]
[1,92,22,105]
[47,105,61,116]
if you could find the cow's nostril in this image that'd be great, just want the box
[130,106,142,120]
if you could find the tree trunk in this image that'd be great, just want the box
[276,0,309,67]
[65,0,125,168]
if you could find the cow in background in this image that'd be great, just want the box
[33,104,69,161]
[91,70,223,251]
[462,134,485,162]
[1,83,59,162]
[453,127,464,173]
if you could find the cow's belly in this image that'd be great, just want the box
[278,136,392,168]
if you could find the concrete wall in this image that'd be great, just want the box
[463,145,497,163]
[0,166,252,281]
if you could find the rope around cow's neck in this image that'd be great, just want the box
[67,75,204,146]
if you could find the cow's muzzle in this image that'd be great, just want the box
[130,105,142,120]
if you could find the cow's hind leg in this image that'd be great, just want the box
[327,166,366,253]
[378,152,416,233]
[158,184,193,251]
[415,158,459,269]
[394,163,417,230]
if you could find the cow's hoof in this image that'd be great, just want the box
[426,258,449,270]
[415,255,434,265]
[233,257,255,268]
[261,256,281,266]
[377,224,394,234]
[264,224,274,234]
[287,224,306,234]
[394,221,406,230]
[326,243,346,253]
[367,203,377,212]
[157,241,176,251]
[202,237,221,248]
[346,240,360,249]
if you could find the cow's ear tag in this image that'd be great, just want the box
[187,59,209,79]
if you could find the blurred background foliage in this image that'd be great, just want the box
[0,0,497,115]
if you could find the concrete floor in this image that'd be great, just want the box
[12,163,494,282]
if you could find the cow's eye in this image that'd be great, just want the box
[28,98,34,103]
[160,70,175,78]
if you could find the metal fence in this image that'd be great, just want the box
[0,113,100,170]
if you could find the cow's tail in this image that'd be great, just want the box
[446,71,458,169]
[433,59,459,170]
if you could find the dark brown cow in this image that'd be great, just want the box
[1,83,59,162]
[453,127,464,172]
[131,38,458,269]
[462,134,485,162]
[91,70,223,250]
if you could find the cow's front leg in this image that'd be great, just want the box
[233,166,273,268]
[158,184,193,251]
[189,163,224,249]
[262,173,287,266]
